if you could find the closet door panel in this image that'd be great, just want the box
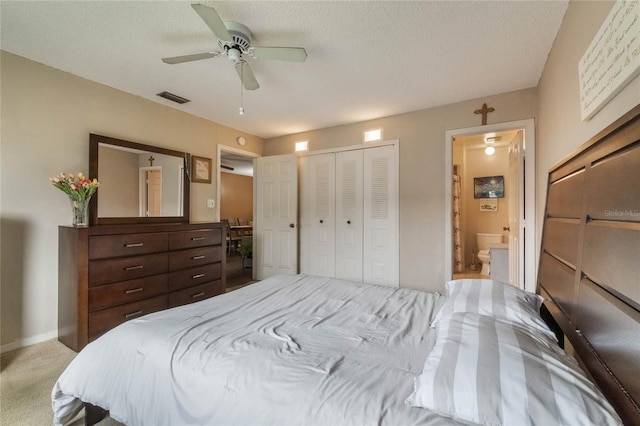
[363,145,399,286]
[309,153,336,277]
[298,156,311,274]
[335,150,364,281]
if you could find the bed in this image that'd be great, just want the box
[52,106,639,426]
[53,273,620,426]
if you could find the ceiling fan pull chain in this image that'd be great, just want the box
[239,61,245,116]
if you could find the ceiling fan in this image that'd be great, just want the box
[162,3,307,91]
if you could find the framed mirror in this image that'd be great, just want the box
[89,133,190,225]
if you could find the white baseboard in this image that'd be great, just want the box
[1,330,58,354]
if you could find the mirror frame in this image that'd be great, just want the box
[89,133,190,225]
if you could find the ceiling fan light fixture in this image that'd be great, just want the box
[227,47,241,63]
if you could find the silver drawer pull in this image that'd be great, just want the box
[125,287,144,294]
[192,292,205,299]
[125,265,144,271]
[191,236,205,241]
[191,255,205,260]
[125,310,143,319]
[192,273,205,279]
[124,243,144,248]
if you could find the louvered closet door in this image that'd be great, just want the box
[308,153,336,277]
[298,156,311,274]
[363,145,398,286]
[335,150,364,281]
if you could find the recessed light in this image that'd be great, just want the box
[364,128,382,143]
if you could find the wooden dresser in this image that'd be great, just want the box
[58,222,226,352]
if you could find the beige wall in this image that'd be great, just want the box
[3,0,638,350]
[220,172,254,221]
[265,88,538,292]
[0,52,263,349]
[536,0,640,248]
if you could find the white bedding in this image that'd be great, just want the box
[53,274,464,426]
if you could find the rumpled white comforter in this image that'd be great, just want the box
[52,274,462,426]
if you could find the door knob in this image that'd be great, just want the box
[347,220,351,224]
[320,219,324,224]
[503,226,511,231]
[289,223,295,228]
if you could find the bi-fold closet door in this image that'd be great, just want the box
[299,144,398,286]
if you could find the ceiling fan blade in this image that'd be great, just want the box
[235,61,260,90]
[191,3,232,42]
[162,52,221,64]
[250,46,307,62]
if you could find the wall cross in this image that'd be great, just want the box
[474,103,495,125]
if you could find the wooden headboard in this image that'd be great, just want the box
[538,104,640,425]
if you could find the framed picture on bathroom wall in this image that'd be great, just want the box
[473,175,504,198]
[479,198,498,212]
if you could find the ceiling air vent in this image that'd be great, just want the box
[157,91,190,104]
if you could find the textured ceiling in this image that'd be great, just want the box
[1,1,568,139]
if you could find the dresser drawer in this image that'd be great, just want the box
[169,246,222,271]
[88,274,169,311]
[168,280,224,308]
[168,263,221,292]
[169,229,222,250]
[88,294,168,342]
[89,253,168,286]
[89,233,168,259]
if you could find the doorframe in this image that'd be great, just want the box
[215,144,261,222]
[444,119,536,292]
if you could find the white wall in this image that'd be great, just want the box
[0,52,263,350]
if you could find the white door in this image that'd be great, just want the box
[335,150,364,281]
[298,156,311,274]
[363,145,399,286]
[147,169,162,217]
[507,131,525,288]
[308,153,336,276]
[309,153,336,277]
[254,155,298,280]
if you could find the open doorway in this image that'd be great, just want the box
[445,119,536,292]
[216,145,260,291]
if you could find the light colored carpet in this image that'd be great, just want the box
[1,339,123,426]
[0,280,259,426]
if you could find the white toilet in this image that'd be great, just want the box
[476,233,503,276]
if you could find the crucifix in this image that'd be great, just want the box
[148,156,155,166]
[474,103,495,125]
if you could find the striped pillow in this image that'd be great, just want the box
[407,313,621,426]
[431,279,556,340]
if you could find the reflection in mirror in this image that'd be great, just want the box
[89,134,190,225]
[98,144,184,217]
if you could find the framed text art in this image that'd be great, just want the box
[479,198,498,212]
[192,155,212,183]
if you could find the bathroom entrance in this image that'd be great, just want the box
[445,119,536,292]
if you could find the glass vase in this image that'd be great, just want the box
[70,197,90,227]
